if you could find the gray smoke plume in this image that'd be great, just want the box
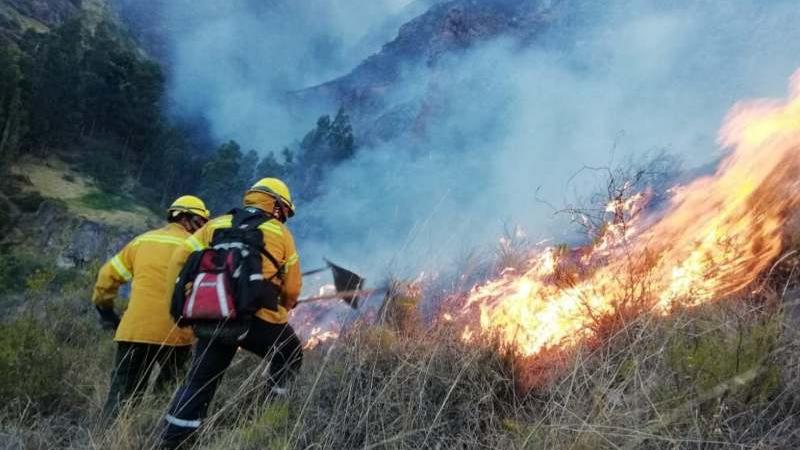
[159,0,800,285]
[158,0,434,149]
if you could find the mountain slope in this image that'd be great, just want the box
[0,0,109,42]
[288,0,559,144]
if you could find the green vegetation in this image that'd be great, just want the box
[0,316,70,406]
[0,16,195,208]
[10,190,44,213]
[237,403,292,449]
[293,107,357,202]
[0,253,112,416]
[666,314,781,409]
[79,190,135,212]
[0,13,358,217]
[0,252,45,295]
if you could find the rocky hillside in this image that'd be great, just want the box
[0,0,79,39]
[2,158,153,270]
[288,0,576,145]
[0,0,108,42]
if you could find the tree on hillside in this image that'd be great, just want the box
[281,147,294,166]
[200,140,244,213]
[142,125,204,207]
[0,45,25,162]
[21,19,85,150]
[293,107,357,201]
[82,22,164,166]
[298,107,356,166]
[0,13,223,217]
[328,107,356,162]
[12,17,204,207]
[238,149,259,186]
[255,149,290,180]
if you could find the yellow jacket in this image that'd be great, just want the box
[93,223,195,346]
[165,193,302,324]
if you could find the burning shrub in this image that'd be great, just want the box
[440,74,800,398]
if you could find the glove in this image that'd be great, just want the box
[96,306,121,331]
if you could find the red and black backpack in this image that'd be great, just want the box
[171,208,283,327]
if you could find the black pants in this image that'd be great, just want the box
[161,319,302,447]
[100,342,191,425]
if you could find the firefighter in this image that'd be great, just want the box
[93,195,210,425]
[160,178,302,448]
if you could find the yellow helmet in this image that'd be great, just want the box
[247,178,295,217]
[168,195,210,219]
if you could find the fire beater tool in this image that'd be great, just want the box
[298,259,380,309]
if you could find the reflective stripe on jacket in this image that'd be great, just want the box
[93,223,195,346]
[164,193,302,324]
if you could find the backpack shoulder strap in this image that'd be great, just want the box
[257,243,283,278]
[227,207,285,279]
[229,207,269,229]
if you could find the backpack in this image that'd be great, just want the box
[171,208,283,327]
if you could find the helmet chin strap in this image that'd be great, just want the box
[272,202,288,223]
[190,215,208,232]
[179,215,207,233]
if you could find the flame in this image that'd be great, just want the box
[456,71,800,361]
[303,327,340,350]
[290,297,348,350]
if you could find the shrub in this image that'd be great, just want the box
[0,316,70,408]
[0,252,46,296]
[78,140,128,194]
[663,310,782,419]
[79,190,135,211]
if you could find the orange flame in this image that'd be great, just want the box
[456,71,800,360]
[304,327,340,350]
[290,297,347,350]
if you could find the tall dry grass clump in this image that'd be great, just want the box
[184,325,517,450]
[514,296,800,449]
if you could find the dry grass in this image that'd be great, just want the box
[9,158,157,228]
[11,159,92,200]
[3,288,800,450]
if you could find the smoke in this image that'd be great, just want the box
[298,0,800,279]
[160,0,430,149]
[159,0,800,284]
